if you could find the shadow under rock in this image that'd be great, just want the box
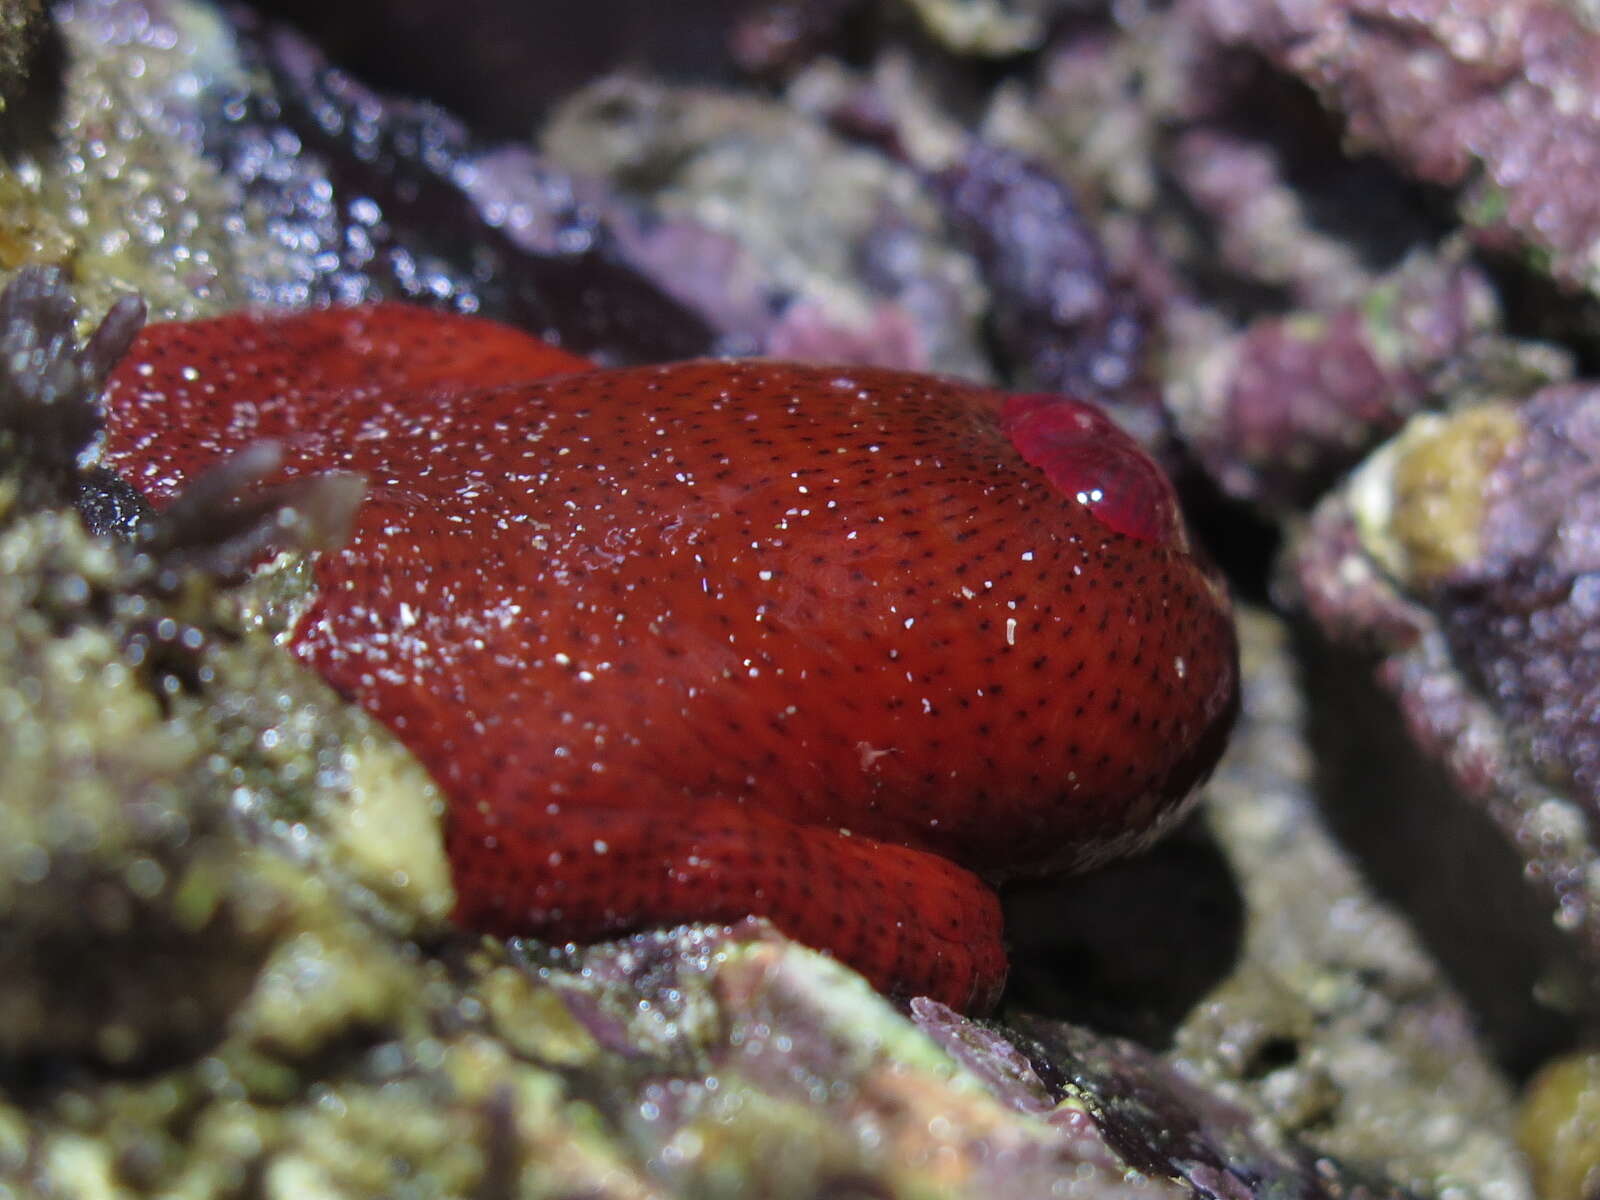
[999,816,1245,1050]
[237,0,758,140]
[0,15,66,161]
[1295,620,1580,1079]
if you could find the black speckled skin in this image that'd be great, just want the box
[102,304,1238,1011]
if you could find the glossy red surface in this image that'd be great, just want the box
[101,303,1237,1011]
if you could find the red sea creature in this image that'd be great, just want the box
[100,303,1237,1011]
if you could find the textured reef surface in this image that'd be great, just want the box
[2,0,1599,1196]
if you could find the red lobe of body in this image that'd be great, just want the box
[102,303,1238,1012]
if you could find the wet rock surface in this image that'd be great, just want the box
[1196,0,1600,298]
[1296,394,1600,1029]
[1,0,1597,1195]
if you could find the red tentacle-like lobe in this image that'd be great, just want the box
[101,303,1238,1012]
[999,392,1184,547]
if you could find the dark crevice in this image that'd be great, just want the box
[999,817,1245,1050]
[234,0,758,139]
[1295,620,1582,1080]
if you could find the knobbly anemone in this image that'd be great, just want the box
[97,299,1239,1012]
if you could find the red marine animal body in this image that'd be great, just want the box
[100,303,1238,1011]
